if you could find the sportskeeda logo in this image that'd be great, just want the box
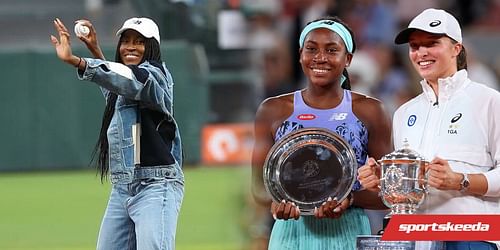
[382,215,500,241]
[399,222,490,234]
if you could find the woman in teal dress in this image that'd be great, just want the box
[251,16,393,249]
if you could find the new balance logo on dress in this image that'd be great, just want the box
[329,113,348,121]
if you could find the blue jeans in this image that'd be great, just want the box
[444,241,498,250]
[96,177,184,250]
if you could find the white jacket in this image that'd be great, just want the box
[393,70,500,215]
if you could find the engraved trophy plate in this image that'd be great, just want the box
[356,235,415,250]
[263,127,357,215]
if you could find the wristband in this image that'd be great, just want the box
[76,57,82,68]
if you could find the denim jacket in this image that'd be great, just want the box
[78,58,183,184]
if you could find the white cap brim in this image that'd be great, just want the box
[394,8,462,44]
[116,17,160,44]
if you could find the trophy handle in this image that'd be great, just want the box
[421,161,430,194]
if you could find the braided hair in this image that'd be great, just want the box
[91,36,161,182]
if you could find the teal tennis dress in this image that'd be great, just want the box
[268,90,371,250]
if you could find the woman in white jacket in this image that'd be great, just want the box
[358,8,500,250]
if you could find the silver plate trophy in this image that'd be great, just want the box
[379,140,429,229]
[263,127,358,215]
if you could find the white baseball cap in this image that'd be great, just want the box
[395,8,462,44]
[116,17,160,44]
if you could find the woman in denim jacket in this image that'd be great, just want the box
[51,17,184,250]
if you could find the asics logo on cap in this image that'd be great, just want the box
[429,20,441,27]
[133,20,142,25]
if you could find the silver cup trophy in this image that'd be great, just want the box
[263,127,358,215]
[378,141,429,232]
[357,141,428,249]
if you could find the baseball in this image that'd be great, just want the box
[74,22,90,37]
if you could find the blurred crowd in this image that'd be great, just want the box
[225,0,500,249]
[224,0,500,116]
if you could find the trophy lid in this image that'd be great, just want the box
[380,139,426,162]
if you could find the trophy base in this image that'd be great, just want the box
[356,235,415,250]
[378,205,416,235]
[391,204,418,215]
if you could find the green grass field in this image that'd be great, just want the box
[0,166,252,250]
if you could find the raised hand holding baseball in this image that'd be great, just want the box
[74,22,90,37]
